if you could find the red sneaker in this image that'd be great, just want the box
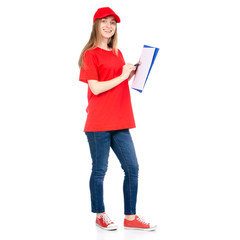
[124,215,157,231]
[96,213,118,231]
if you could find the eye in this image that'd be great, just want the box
[111,21,116,25]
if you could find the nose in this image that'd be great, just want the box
[106,21,111,28]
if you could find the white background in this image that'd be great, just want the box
[0,0,240,239]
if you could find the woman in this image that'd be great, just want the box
[78,7,156,231]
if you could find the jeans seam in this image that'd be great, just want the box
[92,132,98,213]
[112,134,133,215]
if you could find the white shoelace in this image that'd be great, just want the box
[102,214,113,225]
[137,216,149,225]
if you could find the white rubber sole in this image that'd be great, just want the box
[124,226,157,231]
[96,223,118,231]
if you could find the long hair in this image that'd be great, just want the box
[78,19,118,68]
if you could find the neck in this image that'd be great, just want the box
[97,38,111,51]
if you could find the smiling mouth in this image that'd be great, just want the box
[103,29,112,33]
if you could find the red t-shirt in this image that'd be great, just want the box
[79,47,136,132]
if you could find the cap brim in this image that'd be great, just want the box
[112,14,120,23]
[101,14,120,23]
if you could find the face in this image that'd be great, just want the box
[99,16,117,40]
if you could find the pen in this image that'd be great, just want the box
[134,62,140,71]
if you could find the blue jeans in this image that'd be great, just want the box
[85,129,139,215]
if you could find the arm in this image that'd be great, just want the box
[128,71,135,81]
[88,63,136,95]
[88,76,124,96]
[128,62,140,81]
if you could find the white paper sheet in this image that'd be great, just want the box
[131,47,155,91]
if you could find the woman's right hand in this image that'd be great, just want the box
[121,63,136,80]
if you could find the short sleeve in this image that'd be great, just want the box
[79,50,99,83]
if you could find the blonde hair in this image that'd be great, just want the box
[78,19,118,68]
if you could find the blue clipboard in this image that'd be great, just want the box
[132,45,159,93]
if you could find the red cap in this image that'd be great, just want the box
[93,7,121,23]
